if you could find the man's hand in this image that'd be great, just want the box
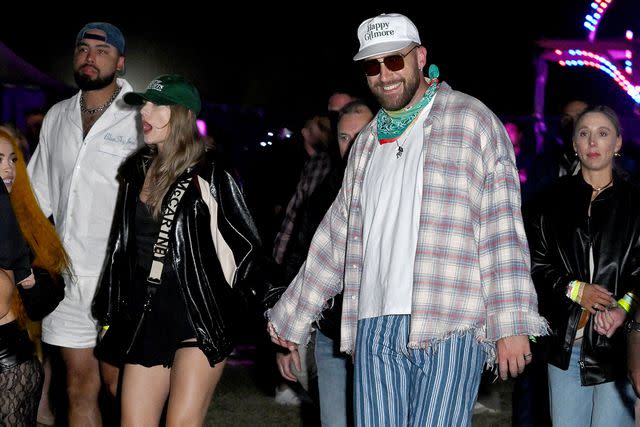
[268,322,301,376]
[268,322,297,349]
[496,335,532,380]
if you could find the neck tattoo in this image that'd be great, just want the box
[80,86,121,115]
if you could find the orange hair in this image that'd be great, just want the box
[0,128,70,325]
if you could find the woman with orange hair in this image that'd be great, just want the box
[0,127,69,424]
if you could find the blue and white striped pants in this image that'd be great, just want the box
[354,315,485,426]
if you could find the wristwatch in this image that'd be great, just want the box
[625,318,640,333]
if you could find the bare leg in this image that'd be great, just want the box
[99,360,120,398]
[120,364,170,426]
[37,355,55,425]
[166,348,226,427]
[60,347,102,427]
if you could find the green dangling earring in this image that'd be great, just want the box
[428,64,440,80]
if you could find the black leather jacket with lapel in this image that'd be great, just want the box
[530,171,640,385]
[93,146,283,366]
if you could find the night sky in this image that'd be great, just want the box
[2,1,640,241]
[2,1,639,123]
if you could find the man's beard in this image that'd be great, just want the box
[371,74,421,111]
[73,69,116,91]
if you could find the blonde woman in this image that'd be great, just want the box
[530,106,638,426]
[94,75,281,425]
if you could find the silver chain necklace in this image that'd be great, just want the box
[395,135,408,159]
[80,86,121,115]
[394,119,420,159]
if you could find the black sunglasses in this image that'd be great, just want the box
[361,45,419,77]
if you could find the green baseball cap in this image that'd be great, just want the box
[124,74,201,115]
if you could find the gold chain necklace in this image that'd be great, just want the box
[591,177,613,192]
[80,86,121,115]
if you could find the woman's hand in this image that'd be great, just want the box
[17,272,35,289]
[580,283,616,314]
[593,306,626,337]
[276,351,299,382]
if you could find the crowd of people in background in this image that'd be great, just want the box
[3,12,640,427]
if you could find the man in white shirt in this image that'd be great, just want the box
[28,22,142,426]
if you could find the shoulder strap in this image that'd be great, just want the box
[147,174,193,286]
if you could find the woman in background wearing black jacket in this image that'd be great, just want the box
[530,105,638,426]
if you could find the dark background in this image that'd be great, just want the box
[2,1,640,122]
[3,2,640,241]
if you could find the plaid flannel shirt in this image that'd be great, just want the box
[268,83,548,358]
[273,151,332,264]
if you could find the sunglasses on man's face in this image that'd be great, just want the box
[361,45,419,77]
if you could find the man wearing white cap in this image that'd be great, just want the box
[268,12,548,425]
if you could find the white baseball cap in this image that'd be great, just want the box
[353,13,421,61]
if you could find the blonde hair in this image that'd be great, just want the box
[0,127,70,325]
[145,105,205,218]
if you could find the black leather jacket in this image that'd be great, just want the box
[530,172,640,385]
[0,181,31,283]
[93,146,283,366]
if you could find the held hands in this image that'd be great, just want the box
[593,306,626,337]
[580,283,616,314]
[580,282,624,337]
[276,351,301,381]
[496,335,532,381]
[268,322,301,373]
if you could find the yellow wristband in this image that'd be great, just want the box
[618,299,631,313]
[570,281,583,302]
[102,325,110,331]
[567,280,577,299]
[618,292,637,313]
